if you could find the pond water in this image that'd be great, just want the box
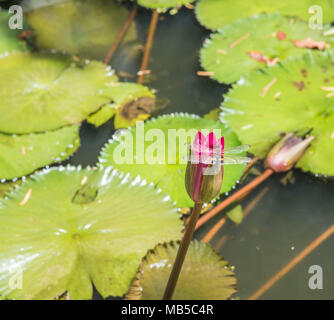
[65,5,334,299]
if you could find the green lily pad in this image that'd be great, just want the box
[0,125,80,181]
[87,103,118,128]
[87,83,155,129]
[0,52,118,134]
[99,114,245,208]
[24,0,137,60]
[226,204,243,224]
[138,0,195,10]
[196,0,334,31]
[204,108,220,120]
[126,240,237,300]
[0,11,26,55]
[0,182,16,198]
[0,166,181,300]
[201,13,334,84]
[221,51,334,176]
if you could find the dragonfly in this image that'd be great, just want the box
[221,144,252,165]
[188,143,252,176]
[188,144,252,165]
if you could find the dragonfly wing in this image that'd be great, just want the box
[224,144,251,154]
[223,156,253,165]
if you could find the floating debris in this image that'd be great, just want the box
[19,188,32,206]
[292,38,327,50]
[230,32,250,49]
[137,70,151,76]
[248,50,279,66]
[276,31,287,40]
[262,77,277,98]
[197,71,214,76]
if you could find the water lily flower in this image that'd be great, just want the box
[185,131,252,203]
[164,131,250,300]
[185,132,225,203]
[265,133,315,172]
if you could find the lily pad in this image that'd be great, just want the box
[221,51,334,176]
[226,204,243,224]
[126,240,237,300]
[0,166,181,299]
[0,11,26,55]
[0,52,118,134]
[99,114,245,208]
[204,108,220,120]
[24,0,137,60]
[0,182,16,198]
[86,104,118,128]
[196,0,334,31]
[0,125,80,181]
[87,83,155,129]
[138,0,195,10]
[201,13,334,84]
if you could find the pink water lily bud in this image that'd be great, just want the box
[265,133,315,172]
[185,132,224,203]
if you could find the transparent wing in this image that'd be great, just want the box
[222,156,253,165]
[224,144,251,154]
[186,144,251,164]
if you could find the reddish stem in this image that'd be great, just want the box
[203,186,269,244]
[249,225,334,300]
[137,10,159,84]
[195,168,274,231]
[104,5,138,65]
[202,216,227,243]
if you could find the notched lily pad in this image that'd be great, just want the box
[196,0,334,31]
[0,52,118,134]
[221,51,334,176]
[201,13,334,84]
[24,0,137,60]
[0,125,80,181]
[0,166,182,300]
[0,11,26,55]
[87,83,155,129]
[120,97,155,124]
[204,108,220,120]
[126,240,237,300]
[99,113,245,208]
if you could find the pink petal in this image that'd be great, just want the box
[193,131,205,148]
[206,132,217,149]
[217,136,225,150]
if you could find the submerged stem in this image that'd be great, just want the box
[137,10,159,84]
[104,5,138,64]
[203,186,269,244]
[249,225,334,300]
[195,168,274,231]
[163,202,202,300]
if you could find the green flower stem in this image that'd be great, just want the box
[163,202,203,300]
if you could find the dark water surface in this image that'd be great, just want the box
[67,6,333,300]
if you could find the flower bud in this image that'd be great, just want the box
[265,133,314,172]
[185,132,224,203]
